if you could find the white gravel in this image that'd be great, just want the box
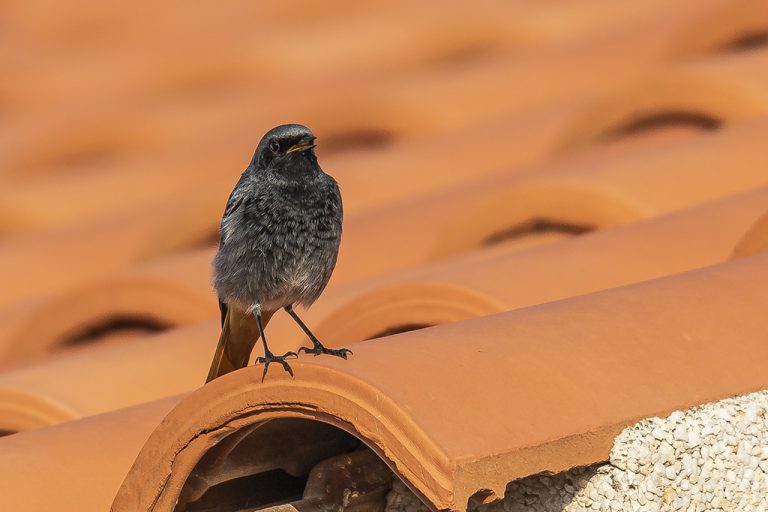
[384,390,768,512]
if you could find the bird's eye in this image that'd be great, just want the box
[269,140,280,154]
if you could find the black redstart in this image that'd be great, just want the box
[206,124,351,383]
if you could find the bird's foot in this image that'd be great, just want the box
[298,343,353,359]
[255,351,298,382]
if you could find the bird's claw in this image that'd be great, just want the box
[298,344,353,359]
[256,352,297,381]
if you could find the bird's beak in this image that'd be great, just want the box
[286,137,317,153]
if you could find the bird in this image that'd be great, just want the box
[206,124,351,383]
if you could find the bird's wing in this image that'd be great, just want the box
[219,193,245,247]
[219,169,254,247]
[217,175,248,325]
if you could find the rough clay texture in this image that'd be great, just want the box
[385,390,768,512]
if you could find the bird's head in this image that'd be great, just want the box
[252,124,318,174]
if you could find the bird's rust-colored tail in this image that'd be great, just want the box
[206,306,274,383]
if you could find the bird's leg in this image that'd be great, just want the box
[253,307,297,381]
[285,305,353,359]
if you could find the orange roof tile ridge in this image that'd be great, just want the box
[114,365,455,511]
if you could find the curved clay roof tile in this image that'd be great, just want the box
[113,253,768,511]
[731,208,768,259]
[336,118,768,284]
[5,115,764,368]
[667,0,768,59]
[0,396,181,511]
[0,323,217,434]
[0,1,741,234]
[0,249,216,368]
[0,197,221,309]
[556,46,768,152]
[1,187,767,434]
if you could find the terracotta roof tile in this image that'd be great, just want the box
[0,323,215,432]
[1,2,761,234]
[111,253,768,511]
[0,188,765,434]
[0,396,179,511]
[1,252,766,511]
[3,117,765,369]
[733,207,768,257]
[558,46,768,151]
[667,0,768,58]
[335,118,768,284]
[0,197,220,308]
[0,248,216,367]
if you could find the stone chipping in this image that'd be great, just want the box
[384,390,768,512]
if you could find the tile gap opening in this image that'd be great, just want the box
[599,111,722,143]
[176,418,394,512]
[186,469,306,512]
[56,315,172,350]
[716,29,768,54]
[481,218,594,247]
[367,323,435,340]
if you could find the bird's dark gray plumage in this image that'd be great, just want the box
[206,124,351,382]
